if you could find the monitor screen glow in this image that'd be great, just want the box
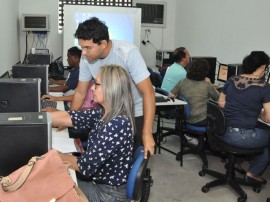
[217,64,228,82]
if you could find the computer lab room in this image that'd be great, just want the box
[1,0,270,201]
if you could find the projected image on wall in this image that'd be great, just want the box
[73,12,135,46]
[63,5,141,66]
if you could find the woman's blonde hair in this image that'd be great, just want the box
[99,64,135,133]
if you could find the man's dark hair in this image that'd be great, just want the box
[172,47,186,63]
[242,51,269,74]
[186,59,209,81]
[74,17,109,43]
[68,46,82,58]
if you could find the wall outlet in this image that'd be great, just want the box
[145,29,151,34]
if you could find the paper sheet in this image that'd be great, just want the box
[52,136,77,153]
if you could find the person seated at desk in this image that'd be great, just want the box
[218,51,270,184]
[49,46,81,93]
[50,65,134,202]
[169,58,220,126]
[161,47,190,93]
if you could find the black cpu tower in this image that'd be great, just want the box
[156,50,174,67]
[228,63,242,75]
[0,112,52,176]
[27,53,52,65]
[191,57,217,84]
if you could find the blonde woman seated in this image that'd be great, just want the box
[51,65,134,201]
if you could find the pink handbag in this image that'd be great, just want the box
[0,149,88,202]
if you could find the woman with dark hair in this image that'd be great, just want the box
[169,58,220,126]
[51,65,135,201]
[218,51,270,184]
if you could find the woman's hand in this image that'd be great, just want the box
[41,94,56,101]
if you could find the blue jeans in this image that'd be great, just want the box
[78,179,129,202]
[220,126,270,176]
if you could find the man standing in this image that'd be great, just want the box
[161,47,190,93]
[70,17,155,157]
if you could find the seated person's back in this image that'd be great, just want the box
[170,58,220,126]
[218,51,270,184]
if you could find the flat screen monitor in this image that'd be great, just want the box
[0,78,41,112]
[191,57,217,84]
[217,64,237,82]
[0,112,52,176]
[12,64,49,96]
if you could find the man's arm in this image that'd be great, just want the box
[137,77,156,158]
[49,85,69,93]
[70,80,90,110]
[41,94,74,102]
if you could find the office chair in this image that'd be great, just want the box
[176,97,208,168]
[127,146,153,201]
[199,101,265,202]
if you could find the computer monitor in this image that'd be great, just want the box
[0,112,52,176]
[12,64,49,96]
[217,64,237,82]
[0,78,41,112]
[191,57,217,84]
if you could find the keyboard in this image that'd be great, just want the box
[155,96,168,103]
[41,99,57,109]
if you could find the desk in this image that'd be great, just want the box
[155,93,187,155]
[50,96,78,184]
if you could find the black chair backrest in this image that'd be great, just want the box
[155,87,169,96]
[207,101,227,136]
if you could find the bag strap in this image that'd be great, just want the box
[1,156,43,192]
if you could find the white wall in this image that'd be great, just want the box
[17,0,270,70]
[175,0,270,64]
[19,0,62,63]
[139,0,177,67]
[18,0,176,68]
[0,0,19,74]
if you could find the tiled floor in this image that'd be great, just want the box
[146,118,270,202]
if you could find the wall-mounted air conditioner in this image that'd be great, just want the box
[133,0,167,28]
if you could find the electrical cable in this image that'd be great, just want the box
[22,32,29,64]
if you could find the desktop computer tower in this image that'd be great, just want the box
[191,57,217,84]
[228,63,242,75]
[156,50,174,67]
[0,112,52,176]
[27,53,52,65]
